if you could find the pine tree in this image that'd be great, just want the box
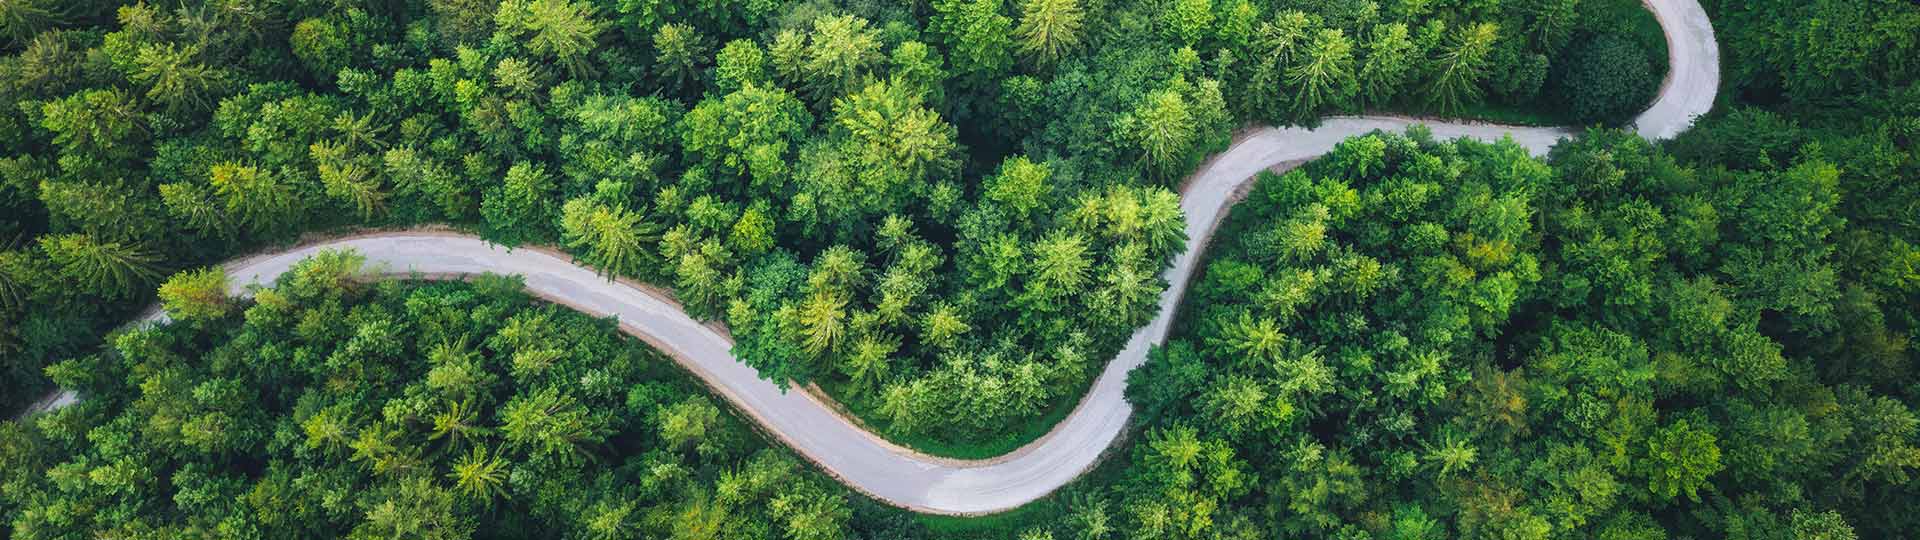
[1288,29,1358,120]
[559,197,661,278]
[1359,23,1415,107]
[157,267,230,321]
[1425,22,1498,113]
[39,234,161,300]
[495,0,606,77]
[1014,0,1085,65]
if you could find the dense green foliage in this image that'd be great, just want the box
[997,2,1920,532]
[0,255,922,539]
[1109,125,1920,539]
[11,121,1912,539]
[1706,0,1919,114]
[1551,33,1656,123]
[0,0,1664,450]
[4,0,1918,538]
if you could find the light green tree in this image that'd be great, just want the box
[494,0,605,77]
[714,39,768,93]
[1013,0,1085,65]
[769,489,850,540]
[797,290,848,355]
[658,397,725,456]
[349,478,474,540]
[840,333,896,397]
[1526,0,1581,52]
[498,388,602,463]
[1425,22,1498,113]
[932,0,1014,82]
[40,89,144,158]
[1287,29,1357,119]
[0,0,59,47]
[1644,419,1722,502]
[1161,0,1214,46]
[209,163,298,233]
[1117,86,1196,178]
[799,15,884,103]
[481,161,556,246]
[158,268,230,321]
[559,197,660,278]
[1210,310,1286,367]
[681,83,812,195]
[921,303,971,349]
[988,156,1052,217]
[1029,231,1092,298]
[1359,23,1415,106]
[131,43,224,113]
[586,498,641,540]
[654,23,705,91]
[831,80,959,189]
[446,446,508,502]
[313,141,386,220]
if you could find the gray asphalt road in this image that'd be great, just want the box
[13,0,1718,516]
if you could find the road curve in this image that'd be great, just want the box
[16,0,1717,516]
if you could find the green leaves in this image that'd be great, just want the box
[560,197,661,279]
[446,446,508,501]
[499,387,603,463]
[480,161,556,246]
[1359,23,1416,107]
[1290,28,1359,119]
[797,290,848,356]
[714,39,769,94]
[1552,34,1658,124]
[0,0,59,47]
[1014,0,1086,65]
[771,15,884,105]
[317,145,387,221]
[932,0,1014,83]
[1424,22,1499,114]
[681,83,811,195]
[209,162,298,233]
[1208,310,1286,368]
[39,89,144,160]
[1116,76,1230,181]
[494,0,606,78]
[920,303,971,350]
[653,23,706,92]
[1160,0,1214,46]
[769,488,851,540]
[657,396,728,457]
[1421,430,1479,477]
[38,234,160,300]
[1029,231,1092,299]
[1118,85,1196,179]
[831,81,959,187]
[1643,419,1723,502]
[131,43,225,114]
[987,156,1054,217]
[157,267,230,322]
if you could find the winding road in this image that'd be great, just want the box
[15,0,1718,516]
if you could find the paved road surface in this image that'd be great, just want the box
[14,0,1717,516]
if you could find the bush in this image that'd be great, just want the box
[1553,34,1659,125]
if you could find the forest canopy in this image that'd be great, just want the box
[2,0,1919,538]
[1,255,893,539]
[1118,125,1918,540]
[0,0,1673,453]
